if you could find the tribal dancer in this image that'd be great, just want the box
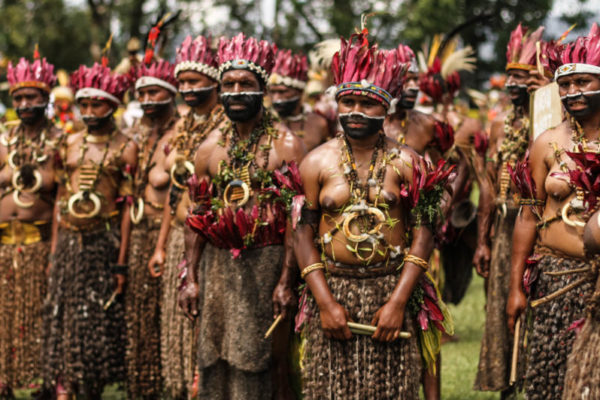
[506,23,600,399]
[416,37,483,308]
[474,24,551,397]
[42,63,136,399]
[0,54,59,398]
[295,31,453,400]
[126,58,179,399]
[179,33,305,400]
[147,35,224,400]
[268,50,330,150]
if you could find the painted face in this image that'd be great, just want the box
[400,72,420,109]
[337,94,386,139]
[137,85,174,117]
[177,70,217,107]
[220,69,263,122]
[77,97,115,130]
[505,69,530,107]
[12,87,48,125]
[557,73,600,119]
[268,84,302,117]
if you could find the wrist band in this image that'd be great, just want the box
[301,262,325,280]
[111,263,128,275]
[404,254,429,271]
[519,198,545,206]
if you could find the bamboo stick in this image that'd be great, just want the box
[347,322,412,339]
[509,318,521,385]
[264,314,283,339]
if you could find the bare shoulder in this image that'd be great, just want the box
[306,111,328,129]
[274,125,307,162]
[300,137,338,170]
[196,126,224,154]
[410,110,436,127]
[534,120,569,148]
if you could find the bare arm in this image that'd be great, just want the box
[148,186,174,277]
[293,152,352,340]
[506,134,548,332]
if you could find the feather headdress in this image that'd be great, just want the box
[268,50,309,90]
[174,35,218,81]
[551,23,600,79]
[132,59,178,94]
[71,63,130,105]
[217,33,276,85]
[506,24,546,71]
[417,35,476,103]
[332,33,409,107]
[7,51,56,95]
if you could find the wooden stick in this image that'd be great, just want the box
[531,277,587,308]
[509,318,521,385]
[347,322,412,339]
[264,314,283,339]
[103,291,118,311]
[543,267,590,276]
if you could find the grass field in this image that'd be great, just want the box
[440,274,500,400]
[16,274,509,399]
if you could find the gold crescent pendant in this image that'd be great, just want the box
[354,241,379,262]
[11,169,42,193]
[67,191,102,219]
[7,150,18,169]
[223,179,251,208]
[130,197,145,224]
[561,202,586,228]
[13,190,35,209]
[342,207,386,243]
[0,135,17,147]
[170,160,195,189]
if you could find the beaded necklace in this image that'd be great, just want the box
[216,111,278,207]
[6,121,54,208]
[497,108,530,204]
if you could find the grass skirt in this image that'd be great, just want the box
[301,272,421,399]
[125,219,162,399]
[0,240,48,388]
[41,226,125,395]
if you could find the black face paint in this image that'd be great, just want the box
[179,86,216,107]
[272,96,301,118]
[561,90,600,119]
[220,92,263,122]
[505,84,529,107]
[399,88,419,109]
[81,109,114,131]
[16,104,47,125]
[140,98,173,117]
[339,112,384,139]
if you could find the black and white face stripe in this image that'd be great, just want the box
[338,111,385,121]
[560,89,600,101]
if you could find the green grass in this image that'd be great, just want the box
[16,274,513,399]
[440,274,500,400]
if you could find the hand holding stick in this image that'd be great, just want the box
[264,314,283,339]
[348,322,411,339]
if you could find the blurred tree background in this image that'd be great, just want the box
[0,0,597,89]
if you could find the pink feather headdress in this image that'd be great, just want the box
[551,23,600,79]
[397,44,418,73]
[132,59,178,94]
[70,63,130,105]
[174,35,218,81]
[217,33,276,84]
[7,57,56,95]
[506,24,547,72]
[268,50,309,90]
[332,33,409,107]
